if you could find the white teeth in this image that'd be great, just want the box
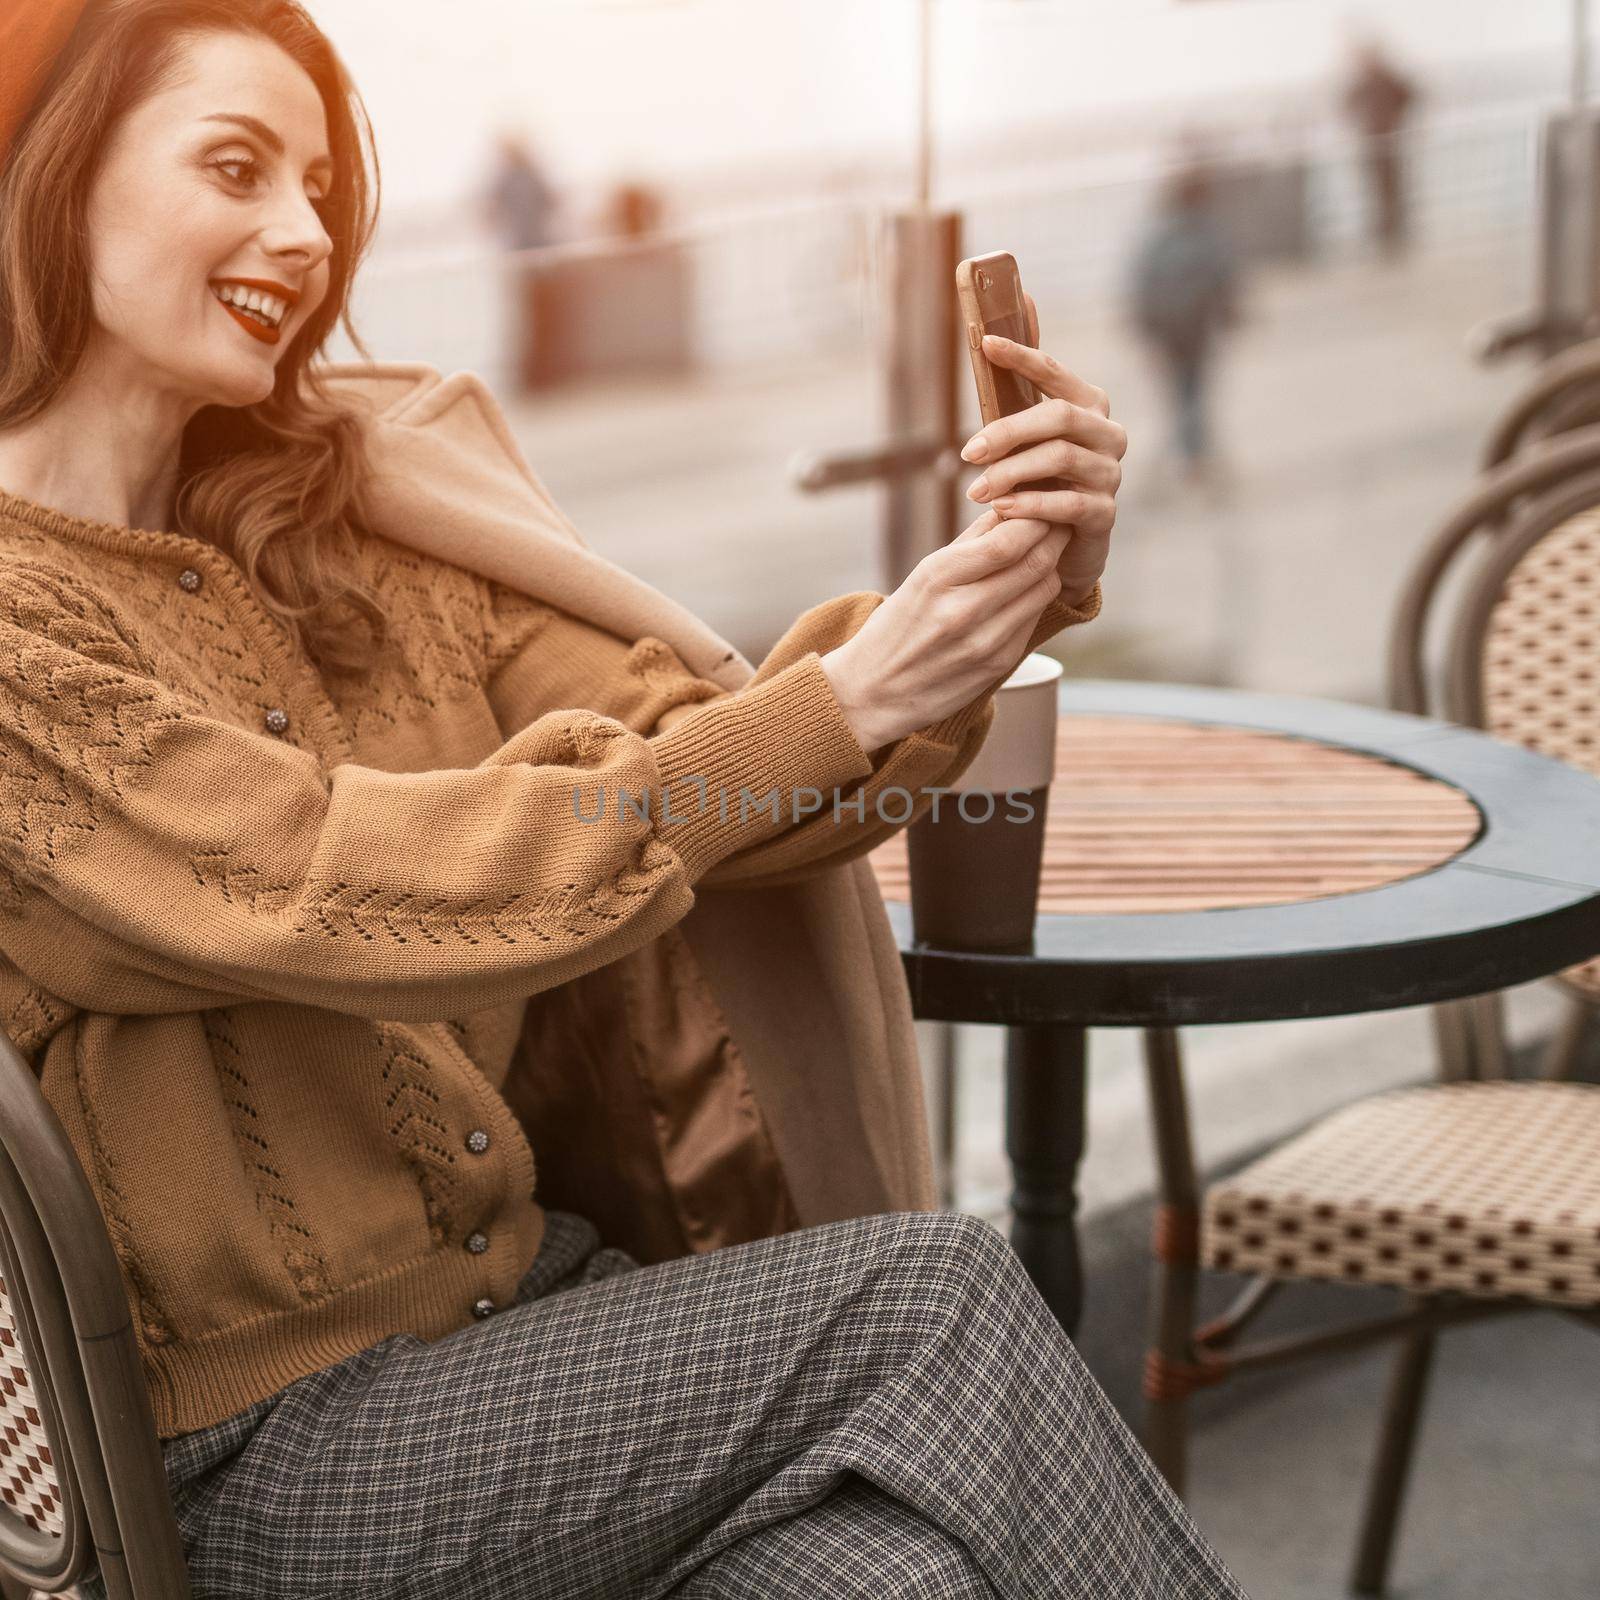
[212,284,287,328]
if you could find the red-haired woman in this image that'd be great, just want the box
[0,5,1245,1599]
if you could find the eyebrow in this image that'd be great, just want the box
[200,112,333,174]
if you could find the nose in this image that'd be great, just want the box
[264,190,334,278]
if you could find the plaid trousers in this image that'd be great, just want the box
[80,1208,1249,1600]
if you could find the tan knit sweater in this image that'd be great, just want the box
[0,482,1099,1437]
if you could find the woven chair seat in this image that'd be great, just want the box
[0,1273,64,1539]
[1202,1082,1600,1308]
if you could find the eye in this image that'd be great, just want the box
[210,155,334,218]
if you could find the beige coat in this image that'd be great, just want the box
[326,360,1098,1257]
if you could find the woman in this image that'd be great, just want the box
[0,3,1246,1597]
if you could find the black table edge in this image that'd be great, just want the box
[882,681,1600,1027]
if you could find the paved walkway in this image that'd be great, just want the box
[1188,1307,1599,1600]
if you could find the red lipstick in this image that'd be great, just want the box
[209,277,300,348]
[216,298,282,345]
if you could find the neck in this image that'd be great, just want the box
[0,349,198,533]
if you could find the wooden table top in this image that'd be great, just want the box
[868,713,1485,916]
[877,681,1600,1026]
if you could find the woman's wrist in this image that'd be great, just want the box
[818,647,895,756]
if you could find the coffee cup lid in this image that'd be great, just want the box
[1002,652,1065,691]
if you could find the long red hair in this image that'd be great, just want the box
[0,0,393,675]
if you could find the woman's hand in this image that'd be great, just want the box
[960,305,1126,608]
[819,509,1072,755]
[818,302,1125,756]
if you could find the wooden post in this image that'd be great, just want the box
[881,209,964,589]
[792,204,967,1204]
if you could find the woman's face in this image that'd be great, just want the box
[82,29,336,411]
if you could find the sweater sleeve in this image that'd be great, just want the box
[0,562,877,1022]
[476,574,1102,892]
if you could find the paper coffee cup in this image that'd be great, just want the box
[906,652,1062,951]
[945,651,1062,794]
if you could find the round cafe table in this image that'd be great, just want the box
[867,679,1600,1337]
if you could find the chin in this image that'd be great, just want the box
[202,355,281,408]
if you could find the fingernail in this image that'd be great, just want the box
[983,333,1008,348]
[960,436,988,462]
[968,476,991,500]
[992,497,1016,513]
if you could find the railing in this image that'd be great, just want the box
[328,199,878,392]
[328,105,1544,389]
[323,105,1549,706]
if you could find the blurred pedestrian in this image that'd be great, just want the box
[1342,37,1419,259]
[482,130,559,393]
[603,180,665,239]
[1127,161,1242,486]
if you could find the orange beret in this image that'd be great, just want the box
[0,0,91,170]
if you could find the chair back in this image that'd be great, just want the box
[1441,471,1600,1004]
[1480,338,1600,470]
[1386,437,1600,1078]
[0,1028,191,1599]
[1387,427,1600,716]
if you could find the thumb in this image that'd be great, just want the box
[951,507,1005,544]
[943,515,1055,582]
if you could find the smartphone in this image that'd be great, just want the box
[955,252,1062,500]
[955,251,1041,427]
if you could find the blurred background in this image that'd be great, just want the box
[316,0,1571,692]
[314,4,1598,1595]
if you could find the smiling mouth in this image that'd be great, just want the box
[210,284,290,347]
[214,300,283,353]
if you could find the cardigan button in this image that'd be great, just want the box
[177,567,202,594]
[464,1129,490,1154]
[465,1230,490,1255]
[264,707,290,736]
[471,1297,496,1319]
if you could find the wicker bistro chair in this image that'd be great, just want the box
[0,1024,191,1600]
[1391,438,1600,1081]
[1480,336,1600,472]
[1139,458,1600,1598]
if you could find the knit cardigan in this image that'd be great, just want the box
[0,362,1100,1438]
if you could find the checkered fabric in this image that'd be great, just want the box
[72,1209,1244,1600]
[1204,1081,1600,1306]
[671,1471,995,1598]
